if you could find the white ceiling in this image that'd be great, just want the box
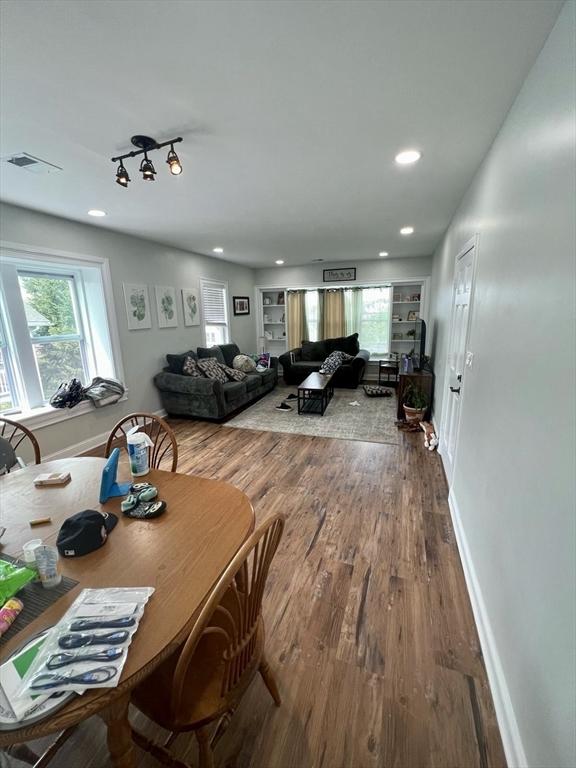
[0,0,562,268]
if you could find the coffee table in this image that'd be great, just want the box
[297,372,334,416]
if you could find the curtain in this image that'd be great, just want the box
[287,291,307,349]
[344,288,362,337]
[322,289,345,338]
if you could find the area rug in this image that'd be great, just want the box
[224,386,399,445]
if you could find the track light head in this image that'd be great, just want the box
[140,154,156,181]
[115,161,130,188]
[166,145,182,175]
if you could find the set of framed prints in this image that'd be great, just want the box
[123,284,200,331]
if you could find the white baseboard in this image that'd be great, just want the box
[447,488,527,768]
[43,408,168,461]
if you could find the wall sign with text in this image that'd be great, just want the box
[323,267,356,282]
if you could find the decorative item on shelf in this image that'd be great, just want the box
[263,313,270,323]
[406,328,416,338]
[277,292,285,305]
[407,310,419,321]
[123,284,152,331]
[280,313,285,323]
[233,296,250,316]
[392,332,403,340]
[392,314,402,321]
[111,135,183,188]
[181,286,200,327]
[402,382,429,423]
[155,286,178,328]
[411,293,421,301]
[264,330,273,340]
[263,296,272,306]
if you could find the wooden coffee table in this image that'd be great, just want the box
[297,372,334,416]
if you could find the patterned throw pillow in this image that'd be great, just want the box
[319,350,354,375]
[182,356,204,378]
[197,358,228,383]
[232,354,257,373]
[219,363,246,382]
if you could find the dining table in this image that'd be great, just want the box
[0,456,255,767]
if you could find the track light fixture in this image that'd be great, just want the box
[140,153,156,181]
[166,144,182,175]
[115,161,130,188]
[110,135,183,187]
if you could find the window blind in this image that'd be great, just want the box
[201,281,227,324]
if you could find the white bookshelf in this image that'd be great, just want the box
[260,289,287,354]
[390,283,423,351]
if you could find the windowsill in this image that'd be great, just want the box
[10,392,128,431]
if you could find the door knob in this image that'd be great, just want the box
[450,386,461,394]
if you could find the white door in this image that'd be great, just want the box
[440,238,476,484]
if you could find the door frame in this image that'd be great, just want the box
[439,234,479,484]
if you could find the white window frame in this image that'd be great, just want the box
[200,278,230,347]
[0,241,126,429]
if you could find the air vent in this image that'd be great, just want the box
[311,258,324,263]
[3,153,62,175]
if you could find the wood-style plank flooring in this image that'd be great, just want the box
[31,421,505,768]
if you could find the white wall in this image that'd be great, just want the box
[255,256,432,289]
[429,3,575,767]
[0,203,256,457]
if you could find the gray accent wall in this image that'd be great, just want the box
[254,256,433,289]
[0,203,256,457]
[429,3,575,767]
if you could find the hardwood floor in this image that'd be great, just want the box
[35,421,506,768]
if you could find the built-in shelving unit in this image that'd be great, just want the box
[259,289,287,354]
[390,283,422,350]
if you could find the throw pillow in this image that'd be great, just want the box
[326,333,359,356]
[301,339,328,361]
[197,346,226,365]
[182,356,204,378]
[319,350,354,375]
[197,358,228,383]
[220,363,247,382]
[166,350,197,374]
[232,354,257,373]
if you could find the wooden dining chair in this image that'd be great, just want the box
[130,512,285,768]
[0,417,41,468]
[104,413,178,472]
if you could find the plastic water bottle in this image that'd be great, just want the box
[126,426,154,477]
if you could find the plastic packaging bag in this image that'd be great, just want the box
[0,561,36,604]
[15,587,154,697]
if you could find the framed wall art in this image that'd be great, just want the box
[123,283,152,330]
[323,267,356,282]
[155,286,178,328]
[182,286,200,326]
[233,296,250,316]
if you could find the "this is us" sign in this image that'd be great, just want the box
[322,267,356,283]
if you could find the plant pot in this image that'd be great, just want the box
[403,404,426,423]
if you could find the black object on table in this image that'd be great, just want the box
[0,554,78,646]
[297,372,335,416]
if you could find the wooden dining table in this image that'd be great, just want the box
[0,457,255,767]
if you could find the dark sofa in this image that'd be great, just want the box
[154,343,278,420]
[279,333,369,388]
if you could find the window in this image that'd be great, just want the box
[347,286,392,356]
[0,249,122,418]
[305,290,320,342]
[201,279,229,346]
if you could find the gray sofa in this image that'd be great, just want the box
[153,343,278,421]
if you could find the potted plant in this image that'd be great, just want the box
[403,382,428,422]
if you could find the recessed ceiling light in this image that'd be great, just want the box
[379,251,389,257]
[212,247,224,254]
[400,226,414,235]
[88,209,106,217]
[395,149,422,165]
[275,260,285,265]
